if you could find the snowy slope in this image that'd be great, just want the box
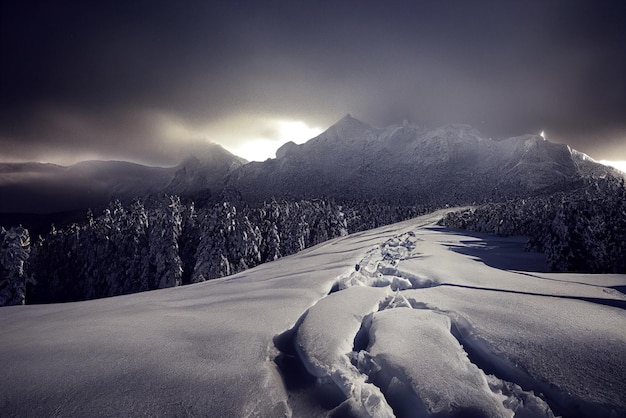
[1,211,625,417]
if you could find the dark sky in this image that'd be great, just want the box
[1,0,625,165]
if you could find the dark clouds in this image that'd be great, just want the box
[1,0,625,164]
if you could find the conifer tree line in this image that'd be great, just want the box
[0,196,428,305]
[3,176,624,306]
[439,176,626,273]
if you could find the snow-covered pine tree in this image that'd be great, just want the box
[179,201,202,285]
[192,203,231,282]
[0,226,32,306]
[148,195,184,288]
[260,220,281,261]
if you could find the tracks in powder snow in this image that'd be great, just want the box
[271,230,620,417]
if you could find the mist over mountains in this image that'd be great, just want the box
[0,143,244,214]
[0,115,619,216]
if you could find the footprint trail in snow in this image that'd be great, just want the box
[273,228,626,418]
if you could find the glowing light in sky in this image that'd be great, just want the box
[540,130,546,140]
[224,120,323,161]
[225,138,288,162]
[599,160,626,174]
[277,121,323,143]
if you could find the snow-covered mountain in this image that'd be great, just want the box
[227,114,618,204]
[2,115,621,219]
[164,142,247,197]
[1,211,624,417]
[1,116,620,215]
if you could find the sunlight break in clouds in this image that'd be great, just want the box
[223,120,323,161]
[155,113,323,163]
[599,160,626,174]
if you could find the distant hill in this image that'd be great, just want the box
[0,143,245,214]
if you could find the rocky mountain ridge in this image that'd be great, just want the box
[227,114,618,204]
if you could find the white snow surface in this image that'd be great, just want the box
[1,210,625,417]
[361,308,553,418]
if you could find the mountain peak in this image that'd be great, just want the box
[164,143,247,196]
[320,113,373,140]
[178,142,247,168]
[276,141,298,159]
[334,113,365,126]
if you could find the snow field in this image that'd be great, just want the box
[276,222,625,417]
[295,285,395,417]
[403,286,626,417]
[280,225,560,417]
[1,210,624,417]
[362,308,546,418]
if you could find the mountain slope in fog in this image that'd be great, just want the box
[0,143,244,213]
[227,114,617,204]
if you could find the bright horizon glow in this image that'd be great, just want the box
[223,120,323,161]
[599,160,626,174]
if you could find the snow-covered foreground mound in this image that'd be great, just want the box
[1,211,625,417]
